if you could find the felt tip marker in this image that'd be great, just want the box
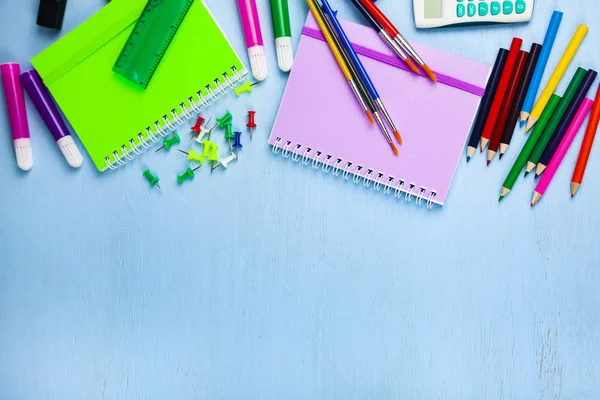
[1,63,33,171]
[237,0,268,81]
[20,69,83,168]
[270,0,294,72]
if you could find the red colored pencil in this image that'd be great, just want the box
[480,38,523,151]
[487,50,529,165]
[571,83,600,197]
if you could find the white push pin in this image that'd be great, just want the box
[211,152,237,172]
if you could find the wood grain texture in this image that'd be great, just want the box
[0,0,599,398]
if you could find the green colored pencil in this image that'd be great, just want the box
[525,67,587,175]
[499,94,562,201]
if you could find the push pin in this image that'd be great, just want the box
[200,140,217,164]
[143,169,162,192]
[216,111,233,128]
[208,142,219,173]
[155,133,180,153]
[233,131,243,159]
[211,152,237,172]
[177,149,204,164]
[177,167,197,184]
[247,111,256,140]
[190,116,206,144]
[224,122,235,152]
[234,81,260,96]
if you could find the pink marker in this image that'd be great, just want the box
[236,0,268,81]
[531,98,594,207]
[1,63,33,171]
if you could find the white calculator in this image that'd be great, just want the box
[413,0,534,28]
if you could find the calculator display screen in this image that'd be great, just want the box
[424,0,443,19]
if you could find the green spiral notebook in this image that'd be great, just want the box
[32,0,247,172]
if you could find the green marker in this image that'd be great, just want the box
[525,67,587,176]
[270,0,293,72]
[499,95,561,201]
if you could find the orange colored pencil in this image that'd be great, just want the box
[571,83,600,197]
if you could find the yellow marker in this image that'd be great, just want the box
[306,0,374,125]
[526,24,588,132]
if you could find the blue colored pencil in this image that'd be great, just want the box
[319,0,403,146]
[520,10,563,124]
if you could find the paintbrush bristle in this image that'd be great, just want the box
[405,59,419,74]
[422,64,438,82]
[390,142,399,156]
[393,130,403,145]
[366,110,375,125]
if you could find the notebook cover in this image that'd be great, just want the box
[268,15,490,206]
[32,0,246,171]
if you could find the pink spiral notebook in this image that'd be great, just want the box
[269,15,491,207]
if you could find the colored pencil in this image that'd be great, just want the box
[536,69,597,176]
[520,11,563,124]
[487,50,529,165]
[356,0,437,82]
[526,24,588,131]
[531,98,593,206]
[320,0,402,148]
[467,48,508,162]
[525,67,587,176]
[499,95,561,202]
[347,0,419,74]
[571,84,600,197]
[480,38,523,151]
[500,43,542,158]
[306,0,375,125]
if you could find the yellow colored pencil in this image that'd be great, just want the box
[526,24,588,132]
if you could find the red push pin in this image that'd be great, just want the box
[246,111,257,140]
[190,116,205,144]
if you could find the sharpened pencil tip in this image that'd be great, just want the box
[498,196,504,203]
[422,65,437,82]
[499,153,504,160]
[405,59,420,74]
[366,110,375,125]
[466,156,471,163]
[390,142,399,156]
[487,160,491,166]
[530,203,534,207]
[393,130,403,145]
[524,171,530,177]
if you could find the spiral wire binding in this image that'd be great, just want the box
[271,137,439,207]
[103,66,245,171]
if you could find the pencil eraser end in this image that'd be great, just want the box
[57,136,83,168]
[275,37,294,72]
[14,138,33,171]
[248,46,268,81]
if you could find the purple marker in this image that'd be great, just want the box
[20,69,83,168]
[1,63,33,171]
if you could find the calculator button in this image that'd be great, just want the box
[515,0,526,14]
[456,0,463,2]
[490,1,501,15]
[503,1,514,14]
[467,3,476,17]
[457,4,466,17]
[479,2,489,16]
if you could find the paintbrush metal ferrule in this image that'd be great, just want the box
[379,30,407,61]
[393,32,425,66]
[373,110,393,144]
[374,98,398,133]
[349,79,370,115]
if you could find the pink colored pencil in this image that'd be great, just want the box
[531,98,594,207]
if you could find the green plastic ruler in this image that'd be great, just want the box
[113,0,194,89]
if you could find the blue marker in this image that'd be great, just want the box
[520,10,563,125]
[319,0,401,152]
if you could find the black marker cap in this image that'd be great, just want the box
[37,0,67,30]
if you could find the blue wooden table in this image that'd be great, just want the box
[1,0,599,398]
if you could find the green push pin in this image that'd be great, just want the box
[177,167,197,184]
[234,81,259,96]
[216,111,233,128]
[155,133,180,153]
[177,148,204,164]
[143,169,162,192]
[224,122,235,152]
